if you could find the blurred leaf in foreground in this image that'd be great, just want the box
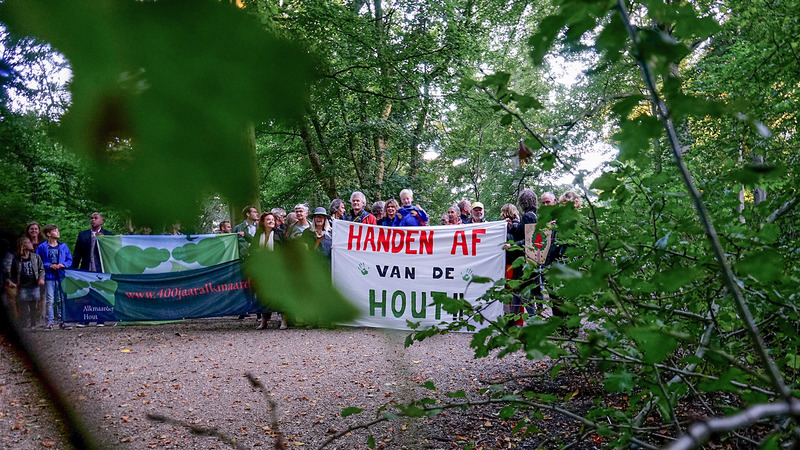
[1,0,317,224]
[244,245,360,326]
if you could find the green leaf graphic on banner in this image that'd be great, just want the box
[97,235,123,264]
[115,246,171,274]
[245,244,359,326]
[170,261,192,272]
[171,237,234,266]
[63,278,90,298]
[90,279,118,306]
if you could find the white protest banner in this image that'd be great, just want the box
[332,220,506,331]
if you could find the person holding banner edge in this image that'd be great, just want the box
[72,212,114,327]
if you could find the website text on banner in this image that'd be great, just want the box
[97,233,239,274]
[61,261,257,322]
[331,220,506,331]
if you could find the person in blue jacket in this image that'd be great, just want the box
[36,224,73,330]
[396,189,429,226]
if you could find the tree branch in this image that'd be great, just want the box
[766,197,799,223]
[666,400,800,450]
[616,0,792,401]
[557,92,642,131]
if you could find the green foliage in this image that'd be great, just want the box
[4,0,800,447]
[244,244,359,327]
[2,0,316,225]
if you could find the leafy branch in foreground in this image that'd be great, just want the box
[388,0,800,448]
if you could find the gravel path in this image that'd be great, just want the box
[1,318,540,449]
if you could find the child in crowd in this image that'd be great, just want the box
[9,237,45,329]
[396,189,429,226]
[36,224,73,330]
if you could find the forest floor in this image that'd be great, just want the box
[0,317,752,450]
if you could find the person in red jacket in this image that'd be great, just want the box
[343,191,377,225]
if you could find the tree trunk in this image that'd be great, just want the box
[300,119,337,200]
[409,100,428,188]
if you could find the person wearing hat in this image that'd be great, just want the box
[470,201,487,223]
[302,207,333,259]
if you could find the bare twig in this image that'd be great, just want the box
[666,400,800,450]
[147,413,249,450]
[245,373,285,450]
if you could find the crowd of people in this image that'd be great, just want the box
[2,187,582,332]
[2,213,114,330]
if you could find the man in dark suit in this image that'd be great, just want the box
[72,212,114,327]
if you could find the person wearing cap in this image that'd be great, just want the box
[302,207,333,259]
[470,201,487,223]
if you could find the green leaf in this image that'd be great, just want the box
[784,354,800,370]
[698,368,745,393]
[590,171,621,192]
[651,266,702,292]
[480,71,511,90]
[529,14,567,65]
[2,0,316,225]
[245,244,361,326]
[523,138,543,151]
[367,435,376,449]
[538,152,556,171]
[595,15,627,63]
[397,405,425,417]
[446,390,467,399]
[629,327,679,364]
[341,406,364,417]
[672,5,720,40]
[512,93,543,112]
[728,164,787,188]
[498,405,517,419]
[735,249,784,283]
[420,381,437,390]
[758,223,779,245]
[469,275,493,284]
[604,369,634,394]
[614,116,663,165]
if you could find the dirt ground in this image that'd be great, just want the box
[1,317,572,450]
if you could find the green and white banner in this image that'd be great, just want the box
[62,261,257,322]
[97,234,239,274]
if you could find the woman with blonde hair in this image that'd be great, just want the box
[559,191,582,209]
[302,207,333,259]
[379,198,401,226]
